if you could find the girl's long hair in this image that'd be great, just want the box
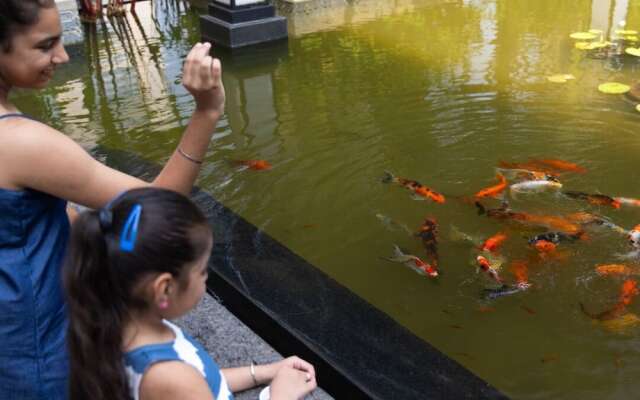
[63,188,211,400]
[0,0,55,52]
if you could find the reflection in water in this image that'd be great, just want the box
[11,1,640,398]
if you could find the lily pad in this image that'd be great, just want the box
[589,29,603,34]
[626,47,640,57]
[547,74,575,83]
[616,29,639,35]
[575,41,610,50]
[570,31,598,40]
[637,104,640,113]
[598,82,631,94]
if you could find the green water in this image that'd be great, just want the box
[14,0,640,398]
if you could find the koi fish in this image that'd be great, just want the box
[483,282,530,300]
[563,191,621,209]
[534,159,587,174]
[480,232,507,253]
[384,245,438,278]
[615,197,640,207]
[532,240,557,253]
[235,159,272,170]
[499,159,586,175]
[474,173,508,199]
[375,213,413,235]
[528,231,584,245]
[476,255,503,283]
[510,179,562,194]
[628,224,640,248]
[565,212,625,233]
[497,168,556,182]
[580,279,640,321]
[620,279,639,306]
[595,264,640,276]
[477,202,582,234]
[416,217,439,263]
[382,171,446,204]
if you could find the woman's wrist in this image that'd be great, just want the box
[254,362,277,385]
[193,107,223,121]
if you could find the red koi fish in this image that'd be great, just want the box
[384,245,438,278]
[499,159,586,175]
[620,279,639,306]
[236,159,272,170]
[474,173,508,199]
[476,255,502,283]
[416,217,439,264]
[382,171,445,204]
[480,232,508,253]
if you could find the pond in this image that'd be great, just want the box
[13,0,640,398]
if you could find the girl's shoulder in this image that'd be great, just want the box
[138,360,215,400]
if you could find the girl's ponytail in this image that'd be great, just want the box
[64,210,131,400]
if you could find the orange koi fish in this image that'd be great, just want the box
[580,280,640,321]
[416,217,439,264]
[476,255,502,283]
[236,159,272,170]
[534,159,587,174]
[383,171,445,204]
[480,232,508,253]
[532,240,557,253]
[596,264,640,276]
[563,191,621,209]
[474,173,508,199]
[480,204,582,234]
[620,279,639,306]
[384,245,438,278]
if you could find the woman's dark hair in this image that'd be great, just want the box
[63,187,212,400]
[0,0,55,52]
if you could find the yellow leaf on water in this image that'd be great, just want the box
[562,74,576,80]
[570,31,598,40]
[625,47,640,57]
[598,82,631,94]
[575,42,591,50]
[625,36,640,42]
[636,104,640,113]
[589,29,603,34]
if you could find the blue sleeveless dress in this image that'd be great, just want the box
[0,114,70,399]
[124,320,234,400]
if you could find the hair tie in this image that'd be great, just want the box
[98,209,113,232]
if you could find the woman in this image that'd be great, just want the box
[0,1,226,398]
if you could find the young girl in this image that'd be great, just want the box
[63,188,317,400]
[1,1,224,397]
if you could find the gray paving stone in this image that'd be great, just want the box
[176,293,333,400]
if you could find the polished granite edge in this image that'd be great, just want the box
[99,147,509,400]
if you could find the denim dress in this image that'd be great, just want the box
[0,116,70,399]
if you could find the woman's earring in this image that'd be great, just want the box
[159,300,169,310]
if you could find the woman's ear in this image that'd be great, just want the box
[151,272,174,310]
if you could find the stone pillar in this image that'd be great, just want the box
[200,1,288,49]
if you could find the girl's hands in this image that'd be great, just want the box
[269,361,317,400]
[182,42,226,117]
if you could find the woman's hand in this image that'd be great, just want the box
[269,364,317,400]
[182,42,225,117]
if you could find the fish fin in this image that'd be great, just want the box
[475,201,486,215]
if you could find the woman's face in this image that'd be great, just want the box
[0,6,69,90]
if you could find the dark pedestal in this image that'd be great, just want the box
[200,2,288,49]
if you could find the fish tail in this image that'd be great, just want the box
[381,170,397,184]
[579,302,597,319]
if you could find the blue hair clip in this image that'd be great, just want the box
[120,204,142,252]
